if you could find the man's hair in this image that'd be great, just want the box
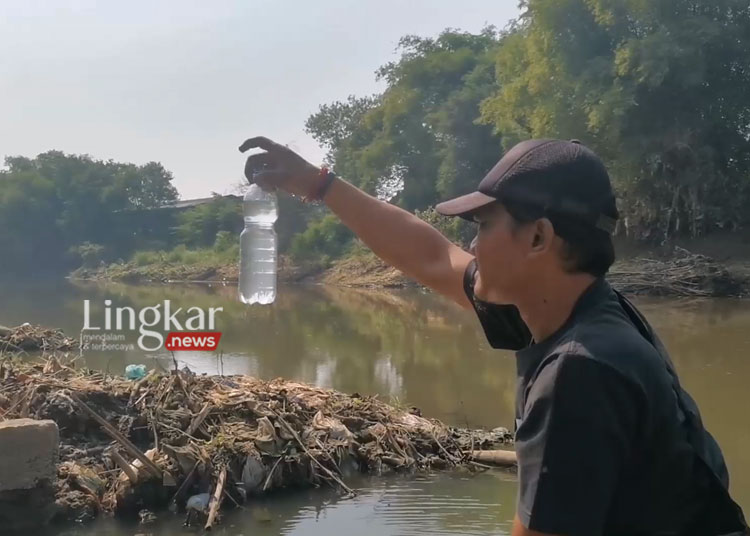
[503,199,616,277]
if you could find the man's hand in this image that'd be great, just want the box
[238,134,473,309]
[239,136,322,198]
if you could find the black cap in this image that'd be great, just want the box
[435,139,618,233]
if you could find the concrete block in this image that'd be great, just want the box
[0,418,59,491]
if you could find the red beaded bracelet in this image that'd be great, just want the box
[305,167,336,203]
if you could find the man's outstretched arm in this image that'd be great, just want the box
[240,136,474,308]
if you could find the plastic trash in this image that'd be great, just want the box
[186,493,211,513]
[124,364,147,380]
[242,454,266,494]
[184,492,212,527]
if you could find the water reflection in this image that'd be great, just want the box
[51,472,518,536]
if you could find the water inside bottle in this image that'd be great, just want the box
[239,225,276,304]
[239,185,277,305]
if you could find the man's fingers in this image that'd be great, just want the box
[254,176,277,193]
[239,136,284,153]
[244,153,276,180]
[252,170,288,192]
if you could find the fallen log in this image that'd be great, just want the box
[469,449,517,467]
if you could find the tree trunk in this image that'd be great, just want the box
[664,186,681,244]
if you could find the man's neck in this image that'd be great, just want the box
[517,273,598,343]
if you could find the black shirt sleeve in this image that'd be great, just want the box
[462,259,532,351]
[515,353,639,536]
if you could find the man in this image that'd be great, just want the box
[240,136,748,535]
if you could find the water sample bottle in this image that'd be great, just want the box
[239,184,277,304]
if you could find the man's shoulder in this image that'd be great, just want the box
[547,298,666,385]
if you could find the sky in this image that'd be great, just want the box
[1,0,520,199]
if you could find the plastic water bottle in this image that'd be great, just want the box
[239,184,278,304]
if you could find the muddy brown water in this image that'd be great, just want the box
[1,279,748,535]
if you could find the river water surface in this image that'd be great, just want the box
[1,279,748,535]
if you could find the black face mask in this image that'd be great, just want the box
[470,297,532,351]
[463,258,532,351]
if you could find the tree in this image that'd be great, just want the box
[114,161,179,210]
[480,0,750,239]
[174,195,242,248]
[0,169,62,275]
[306,28,505,210]
[289,213,354,263]
[0,151,180,275]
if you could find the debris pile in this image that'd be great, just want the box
[0,324,78,354]
[0,358,513,528]
[610,247,747,297]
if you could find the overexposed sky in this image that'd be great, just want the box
[1,0,520,198]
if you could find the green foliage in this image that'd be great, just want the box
[165,245,189,263]
[130,241,238,268]
[213,230,235,252]
[6,6,750,279]
[289,214,355,263]
[0,169,62,275]
[480,0,750,239]
[133,250,162,266]
[70,242,107,269]
[415,207,475,248]
[305,6,750,246]
[275,194,319,254]
[0,151,178,275]
[306,28,504,210]
[174,196,242,248]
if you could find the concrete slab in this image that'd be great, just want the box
[0,418,59,492]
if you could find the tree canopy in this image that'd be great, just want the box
[0,152,178,275]
[308,1,750,243]
[481,0,750,239]
[4,1,750,276]
[306,28,504,210]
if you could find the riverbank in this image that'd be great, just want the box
[71,247,750,297]
[0,350,513,530]
[70,252,413,289]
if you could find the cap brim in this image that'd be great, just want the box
[435,191,496,220]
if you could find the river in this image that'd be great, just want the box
[1,279,748,535]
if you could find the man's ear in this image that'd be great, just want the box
[531,218,555,252]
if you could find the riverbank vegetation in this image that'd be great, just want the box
[3,0,750,283]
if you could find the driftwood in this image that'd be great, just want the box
[276,412,355,497]
[186,402,211,436]
[70,393,162,480]
[609,247,747,297]
[171,460,199,506]
[109,449,138,484]
[469,449,517,467]
[205,466,226,531]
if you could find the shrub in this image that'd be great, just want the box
[289,214,354,262]
[71,242,107,268]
